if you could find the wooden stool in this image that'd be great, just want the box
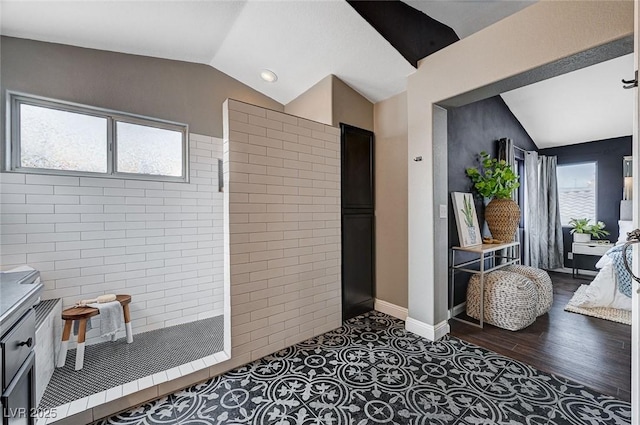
[57,295,132,371]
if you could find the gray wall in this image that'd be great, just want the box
[540,136,632,268]
[0,36,283,141]
[447,95,537,305]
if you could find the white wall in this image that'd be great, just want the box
[224,99,341,362]
[0,133,224,346]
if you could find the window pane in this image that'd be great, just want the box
[557,162,597,226]
[116,122,183,177]
[20,104,107,172]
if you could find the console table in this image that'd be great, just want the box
[449,241,521,328]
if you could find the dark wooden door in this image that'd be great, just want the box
[341,124,375,320]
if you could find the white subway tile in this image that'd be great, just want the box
[0,253,26,266]
[80,195,125,205]
[80,177,124,188]
[81,213,126,222]
[56,240,104,251]
[27,213,80,223]
[55,204,103,214]
[0,213,26,224]
[26,174,79,186]
[0,173,26,184]
[1,184,53,194]
[104,187,144,197]
[0,193,25,204]
[1,203,53,214]
[55,185,104,196]
[56,222,104,232]
[27,250,80,263]
[1,242,54,255]
[27,195,78,204]
[1,234,26,245]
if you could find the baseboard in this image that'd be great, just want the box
[450,302,466,318]
[374,299,408,321]
[405,317,450,341]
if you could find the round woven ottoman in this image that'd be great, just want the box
[503,265,553,316]
[466,270,538,331]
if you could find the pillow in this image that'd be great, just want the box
[617,220,634,245]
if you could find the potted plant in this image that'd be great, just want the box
[466,151,521,242]
[569,218,610,242]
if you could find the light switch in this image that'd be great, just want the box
[439,204,447,219]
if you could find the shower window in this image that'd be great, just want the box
[8,92,189,182]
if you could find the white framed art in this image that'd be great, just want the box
[451,192,481,247]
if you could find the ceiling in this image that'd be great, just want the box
[3,0,628,148]
[0,0,535,105]
[501,53,634,149]
[405,0,535,39]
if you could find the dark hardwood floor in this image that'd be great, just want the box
[450,271,631,402]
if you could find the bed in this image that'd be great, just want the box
[567,201,633,312]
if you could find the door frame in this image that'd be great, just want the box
[631,0,639,419]
[404,0,635,417]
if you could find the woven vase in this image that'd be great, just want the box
[485,198,520,242]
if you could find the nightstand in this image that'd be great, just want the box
[571,241,612,278]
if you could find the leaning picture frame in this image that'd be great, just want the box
[451,192,481,247]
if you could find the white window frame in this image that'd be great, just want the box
[6,92,189,183]
[557,160,598,226]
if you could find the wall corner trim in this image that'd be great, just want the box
[405,317,449,341]
[374,299,408,321]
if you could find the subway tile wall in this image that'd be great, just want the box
[0,134,224,347]
[224,99,342,362]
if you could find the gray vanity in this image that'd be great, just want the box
[1,270,43,425]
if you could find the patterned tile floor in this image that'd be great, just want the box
[96,311,631,425]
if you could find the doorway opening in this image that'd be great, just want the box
[434,37,635,402]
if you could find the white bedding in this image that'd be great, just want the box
[569,254,632,311]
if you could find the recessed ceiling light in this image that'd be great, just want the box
[260,69,278,83]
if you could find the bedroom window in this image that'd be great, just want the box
[557,162,597,226]
[7,93,189,182]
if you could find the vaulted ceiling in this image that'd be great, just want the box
[502,53,634,149]
[0,0,534,104]
[1,0,630,147]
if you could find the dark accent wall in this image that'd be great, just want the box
[540,136,632,268]
[347,1,459,67]
[447,95,537,306]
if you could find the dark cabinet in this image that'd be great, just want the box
[342,128,374,209]
[341,124,375,320]
[1,310,36,425]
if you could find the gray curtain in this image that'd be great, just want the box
[524,151,564,269]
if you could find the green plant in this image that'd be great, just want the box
[569,218,610,239]
[466,152,520,199]
[568,218,590,234]
[461,195,475,227]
